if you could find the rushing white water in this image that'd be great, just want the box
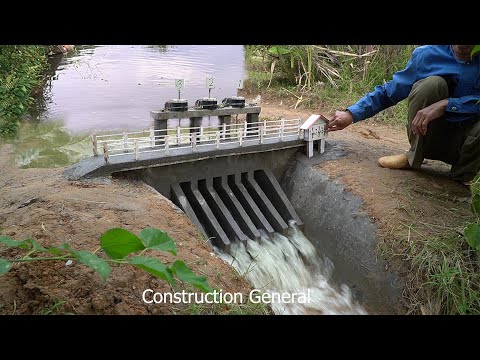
[215,223,367,315]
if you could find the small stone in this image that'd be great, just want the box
[66,260,73,266]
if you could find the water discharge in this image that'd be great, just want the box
[215,223,367,315]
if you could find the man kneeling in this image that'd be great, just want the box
[326,45,480,184]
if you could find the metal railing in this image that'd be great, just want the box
[91,119,303,164]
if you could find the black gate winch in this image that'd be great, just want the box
[195,97,218,110]
[222,96,246,108]
[164,99,189,111]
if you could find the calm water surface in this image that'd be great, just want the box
[14,45,246,167]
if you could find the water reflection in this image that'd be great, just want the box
[16,45,245,168]
[13,121,91,168]
[32,45,245,134]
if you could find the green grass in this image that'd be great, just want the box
[378,216,480,315]
[376,181,480,315]
[245,69,292,92]
[244,45,415,127]
[413,233,480,314]
[375,174,480,315]
[40,299,73,315]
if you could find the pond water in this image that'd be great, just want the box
[13,45,246,168]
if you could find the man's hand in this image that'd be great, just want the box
[326,110,354,131]
[411,99,448,136]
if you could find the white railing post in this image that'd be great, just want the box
[200,125,204,142]
[150,127,155,148]
[216,131,220,149]
[103,143,109,164]
[176,126,181,145]
[165,135,170,155]
[123,132,128,151]
[260,125,265,144]
[239,128,243,146]
[192,133,197,152]
[280,119,285,141]
[222,123,227,140]
[92,133,98,156]
[244,121,248,139]
[134,139,139,160]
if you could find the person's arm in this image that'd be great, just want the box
[446,95,480,114]
[347,48,423,123]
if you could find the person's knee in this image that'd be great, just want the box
[408,76,448,101]
[466,118,480,139]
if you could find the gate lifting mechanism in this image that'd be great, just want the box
[300,114,328,158]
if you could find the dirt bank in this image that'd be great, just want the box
[0,144,252,315]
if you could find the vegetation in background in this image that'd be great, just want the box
[0,46,48,138]
[466,174,480,257]
[0,227,212,293]
[244,45,415,125]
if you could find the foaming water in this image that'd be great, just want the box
[215,224,367,315]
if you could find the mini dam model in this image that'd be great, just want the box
[65,84,402,314]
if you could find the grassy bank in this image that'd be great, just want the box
[0,46,48,138]
[379,177,480,315]
[244,45,415,126]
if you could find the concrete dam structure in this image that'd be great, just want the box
[65,102,402,313]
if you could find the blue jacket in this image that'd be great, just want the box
[347,45,480,123]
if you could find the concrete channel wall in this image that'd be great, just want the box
[281,148,402,313]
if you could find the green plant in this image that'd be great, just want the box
[243,45,415,125]
[0,45,48,138]
[472,45,480,58]
[0,227,212,293]
[41,300,70,315]
[412,232,480,314]
[245,45,415,91]
[465,174,480,257]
